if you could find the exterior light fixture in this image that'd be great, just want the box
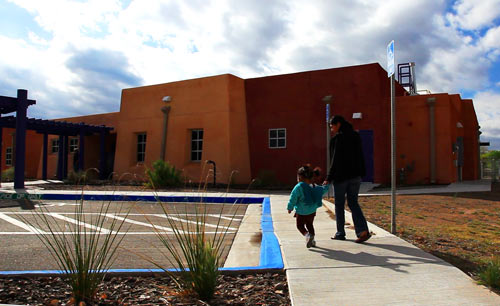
[162,96,172,102]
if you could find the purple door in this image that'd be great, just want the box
[359,130,374,182]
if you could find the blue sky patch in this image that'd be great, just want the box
[0,1,52,41]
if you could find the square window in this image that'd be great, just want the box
[268,128,286,149]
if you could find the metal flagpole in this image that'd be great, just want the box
[387,40,397,234]
[390,73,397,234]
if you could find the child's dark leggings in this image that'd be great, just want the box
[296,212,316,236]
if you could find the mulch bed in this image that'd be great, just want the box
[0,273,290,305]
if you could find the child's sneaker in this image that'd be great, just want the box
[306,234,314,248]
[311,239,316,247]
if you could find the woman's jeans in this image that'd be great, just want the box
[333,176,369,237]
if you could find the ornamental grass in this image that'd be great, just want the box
[18,197,130,304]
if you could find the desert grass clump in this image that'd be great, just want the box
[479,256,500,290]
[19,199,130,304]
[149,200,239,302]
[145,160,183,189]
[146,168,240,301]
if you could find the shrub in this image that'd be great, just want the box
[145,160,183,189]
[1,167,15,182]
[479,256,500,290]
[18,199,130,304]
[66,170,87,185]
[147,199,239,301]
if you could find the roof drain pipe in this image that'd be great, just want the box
[160,105,171,161]
[427,97,436,184]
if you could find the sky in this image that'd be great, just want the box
[0,0,499,149]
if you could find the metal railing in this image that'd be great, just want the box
[481,158,500,182]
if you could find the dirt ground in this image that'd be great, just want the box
[350,182,500,278]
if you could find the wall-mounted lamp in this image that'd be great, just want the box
[322,95,332,103]
[162,96,172,102]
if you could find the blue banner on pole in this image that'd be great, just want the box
[326,104,330,123]
[387,40,394,77]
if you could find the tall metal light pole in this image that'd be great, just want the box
[322,95,332,196]
[387,40,397,234]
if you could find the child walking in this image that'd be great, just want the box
[287,165,330,248]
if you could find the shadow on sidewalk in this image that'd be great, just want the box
[309,242,447,273]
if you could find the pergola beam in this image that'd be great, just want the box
[0,90,113,185]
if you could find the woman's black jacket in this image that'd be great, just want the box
[327,123,366,184]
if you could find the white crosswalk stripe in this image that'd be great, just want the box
[0,212,47,234]
[0,212,240,235]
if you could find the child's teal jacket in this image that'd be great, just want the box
[287,182,330,215]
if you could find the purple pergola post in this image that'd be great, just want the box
[79,128,85,171]
[99,130,107,179]
[42,133,48,180]
[63,135,68,178]
[14,89,28,189]
[57,135,64,180]
[0,114,2,187]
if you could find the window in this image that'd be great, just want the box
[69,138,79,153]
[191,129,203,162]
[137,133,147,162]
[269,128,286,149]
[5,147,12,166]
[51,139,59,153]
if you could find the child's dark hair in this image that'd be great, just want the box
[297,165,314,179]
[313,167,321,177]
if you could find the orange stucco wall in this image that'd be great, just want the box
[114,74,252,185]
[395,94,479,185]
[1,128,42,178]
[11,64,480,186]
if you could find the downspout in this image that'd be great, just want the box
[427,97,436,184]
[160,106,171,161]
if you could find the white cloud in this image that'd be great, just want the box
[446,0,500,30]
[1,0,500,148]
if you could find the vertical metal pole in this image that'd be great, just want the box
[326,103,331,197]
[326,103,330,174]
[390,75,397,234]
[160,106,171,161]
[14,89,28,189]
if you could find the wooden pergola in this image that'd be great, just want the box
[0,89,113,189]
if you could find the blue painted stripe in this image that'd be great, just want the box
[259,197,284,268]
[0,265,283,276]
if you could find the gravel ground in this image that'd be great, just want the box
[0,273,290,305]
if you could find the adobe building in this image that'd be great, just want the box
[0,63,481,186]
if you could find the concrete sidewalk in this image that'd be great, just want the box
[360,179,491,196]
[270,194,500,305]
